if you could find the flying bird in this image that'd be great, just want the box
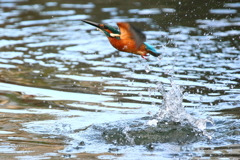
[81,20,160,59]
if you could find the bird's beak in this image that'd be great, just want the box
[81,20,102,29]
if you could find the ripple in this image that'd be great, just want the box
[0,39,22,47]
[90,66,128,72]
[19,19,53,26]
[0,28,30,37]
[0,82,112,103]
[129,8,161,15]
[10,59,23,64]
[16,4,45,11]
[40,10,76,16]
[0,51,23,58]
[101,7,118,12]
[196,19,232,28]
[1,0,27,2]
[54,14,90,21]
[0,131,15,134]
[27,39,82,47]
[0,64,16,68]
[60,3,95,9]
[209,9,237,14]
[224,3,240,8]
[0,2,16,8]
[45,2,58,7]
[162,8,176,13]
[102,17,152,23]
[56,74,125,82]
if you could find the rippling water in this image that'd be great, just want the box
[0,0,240,159]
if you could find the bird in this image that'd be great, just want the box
[81,20,160,59]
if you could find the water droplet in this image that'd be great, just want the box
[183,92,189,97]
[157,54,163,60]
[151,101,155,106]
[138,93,142,97]
[111,55,115,61]
[145,64,151,73]
[119,101,123,106]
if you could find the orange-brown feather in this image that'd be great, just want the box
[106,22,148,56]
[107,37,147,56]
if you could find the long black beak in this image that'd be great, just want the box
[81,20,101,29]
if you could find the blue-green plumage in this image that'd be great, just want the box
[144,42,160,57]
[101,25,120,40]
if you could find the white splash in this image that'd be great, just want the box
[148,80,213,138]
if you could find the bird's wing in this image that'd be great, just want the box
[144,42,161,57]
[117,22,146,48]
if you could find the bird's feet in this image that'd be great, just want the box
[141,54,149,59]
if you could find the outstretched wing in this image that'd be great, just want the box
[117,22,146,48]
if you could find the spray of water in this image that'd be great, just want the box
[147,79,213,139]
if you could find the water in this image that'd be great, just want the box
[0,0,240,159]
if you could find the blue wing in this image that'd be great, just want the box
[144,42,161,57]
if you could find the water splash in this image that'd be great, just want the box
[148,80,213,138]
[111,54,115,62]
[145,64,151,73]
[91,80,211,146]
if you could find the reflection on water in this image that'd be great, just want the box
[0,0,240,159]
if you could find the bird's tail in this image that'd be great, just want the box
[144,42,161,57]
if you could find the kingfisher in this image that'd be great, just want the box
[81,20,160,59]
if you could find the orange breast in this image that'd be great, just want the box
[107,37,147,56]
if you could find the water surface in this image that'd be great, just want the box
[0,0,240,159]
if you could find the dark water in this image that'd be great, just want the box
[0,0,240,159]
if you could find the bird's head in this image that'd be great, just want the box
[81,20,120,38]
